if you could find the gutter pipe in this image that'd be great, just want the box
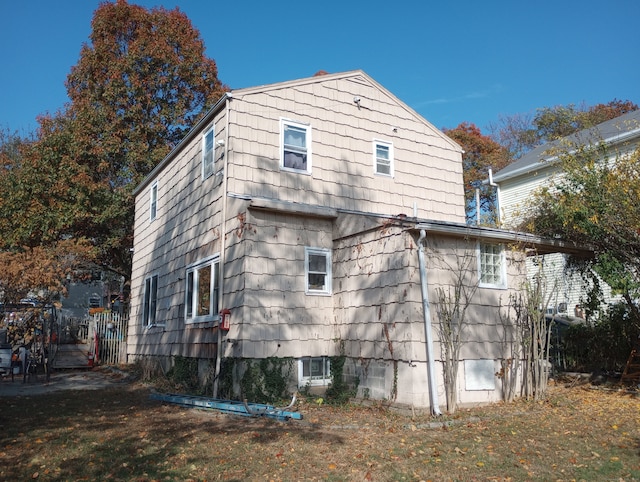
[418,229,442,416]
[213,93,232,398]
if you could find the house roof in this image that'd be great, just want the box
[492,109,640,183]
[415,220,593,256]
[133,70,462,196]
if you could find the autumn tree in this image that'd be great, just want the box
[444,123,511,225]
[0,0,228,291]
[490,99,638,159]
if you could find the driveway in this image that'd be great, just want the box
[0,367,131,396]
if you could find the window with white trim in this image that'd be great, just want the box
[305,247,331,294]
[373,140,393,176]
[150,182,158,221]
[298,357,331,386]
[478,243,506,288]
[143,274,158,326]
[202,125,215,179]
[281,119,311,173]
[185,255,220,323]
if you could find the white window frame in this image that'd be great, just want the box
[185,255,220,324]
[202,125,215,179]
[143,274,158,326]
[149,182,158,221]
[305,247,332,295]
[298,357,331,387]
[280,118,312,174]
[373,139,394,177]
[478,242,507,289]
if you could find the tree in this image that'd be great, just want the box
[444,123,511,225]
[520,145,640,330]
[490,100,638,159]
[0,0,228,287]
[431,243,478,413]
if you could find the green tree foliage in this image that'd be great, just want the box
[444,123,511,225]
[520,146,640,328]
[0,0,228,285]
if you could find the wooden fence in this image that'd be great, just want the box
[88,311,128,365]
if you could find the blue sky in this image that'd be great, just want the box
[1,0,638,135]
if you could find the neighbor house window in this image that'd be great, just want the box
[185,255,220,323]
[202,125,215,179]
[143,274,158,326]
[298,357,331,386]
[373,140,393,176]
[305,247,331,294]
[281,119,311,173]
[150,182,158,221]
[478,243,506,288]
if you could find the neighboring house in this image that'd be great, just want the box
[128,70,580,411]
[492,110,640,317]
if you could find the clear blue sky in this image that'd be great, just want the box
[1,0,638,136]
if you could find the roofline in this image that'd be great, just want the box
[133,92,231,195]
[493,123,640,184]
[133,70,463,195]
[414,220,592,256]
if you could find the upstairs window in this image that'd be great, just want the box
[202,126,215,179]
[305,247,331,295]
[281,119,311,173]
[150,182,158,221]
[478,243,506,288]
[186,255,220,323]
[143,274,158,326]
[373,140,393,176]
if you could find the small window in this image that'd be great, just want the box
[150,182,158,221]
[202,126,215,179]
[478,243,506,288]
[305,247,331,295]
[143,274,158,326]
[281,119,311,173]
[373,140,393,176]
[88,295,101,309]
[298,357,331,386]
[185,255,220,323]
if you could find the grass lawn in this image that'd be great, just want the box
[0,377,638,481]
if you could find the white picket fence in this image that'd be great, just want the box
[88,311,128,365]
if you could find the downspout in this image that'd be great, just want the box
[417,229,442,416]
[213,93,232,398]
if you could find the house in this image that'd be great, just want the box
[492,110,640,318]
[128,70,581,412]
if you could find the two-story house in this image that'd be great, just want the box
[492,110,640,318]
[128,70,581,412]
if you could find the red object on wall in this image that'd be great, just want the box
[219,309,231,331]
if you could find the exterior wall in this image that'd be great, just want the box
[220,206,337,361]
[128,108,228,359]
[333,225,528,409]
[128,71,533,409]
[226,73,465,223]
